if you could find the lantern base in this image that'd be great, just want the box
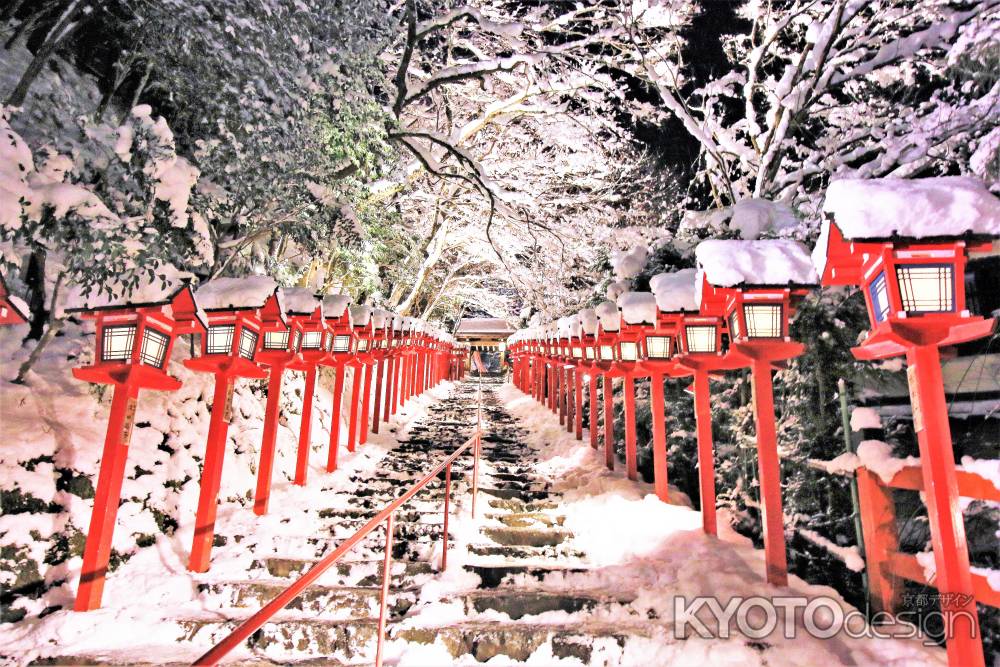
[728,340,805,366]
[72,364,182,392]
[853,316,997,361]
[184,356,268,379]
[674,352,748,375]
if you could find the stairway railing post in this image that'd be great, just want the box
[441,463,451,571]
[375,512,395,667]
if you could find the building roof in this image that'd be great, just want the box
[454,317,516,338]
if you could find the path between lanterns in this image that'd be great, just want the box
[16,378,944,666]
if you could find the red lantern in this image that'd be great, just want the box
[817,177,1000,667]
[0,274,28,325]
[321,294,354,472]
[696,239,817,587]
[283,288,327,487]
[68,280,204,611]
[369,308,392,433]
[183,277,275,571]
[347,304,373,451]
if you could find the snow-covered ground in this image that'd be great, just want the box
[388,382,947,666]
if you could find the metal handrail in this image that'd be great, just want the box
[194,385,483,666]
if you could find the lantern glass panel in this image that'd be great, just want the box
[139,327,170,368]
[744,304,783,338]
[645,336,671,359]
[301,331,322,349]
[324,333,334,351]
[619,341,638,361]
[291,330,302,351]
[895,264,954,313]
[333,335,351,352]
[728,311,741,340]
[600,345,615,360]
[238,329,259,360]
[572,346,583,358]
[358,339,369,351]
[207,325,235,354]
[685,325,717,353]
[585,346,595,360]
[264,330,289,350]
[868,271,891,322]
[102,324,136,362]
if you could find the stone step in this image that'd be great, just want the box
[254,558,436,587]
[462,564,593,589]
[485,512,565,529]
[480,526,572,547]
[454,590,633,620]
[179,617,379,663]
[478,487,550,501]
[393,620,668,663]
[487,498,559,512]
[467,543,587,560]
[199,581,416,619]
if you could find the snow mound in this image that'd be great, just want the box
[617,291,657,325]
[610,245,649,280]
[195,276,277,310]
[850,407,882,432]
[578,308,599,336]
[281,287,321,315]
[680,199,798,241]
[606,279,631,302]
[695,239,818,289]
[371,308,391,329]
[64,264,193,312]
[322,294,351,318]
[649,269,699,312]
[595,300,621,332]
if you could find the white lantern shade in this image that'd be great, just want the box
[600,345,615,361]
[264,330,290,350]
[139,327,170,368]
[619,341,638,361]
[301,331,323,349]
[207,324,235,354]
[743,304,783,338]
[868,271,891,322]
[333,334,352,352]
[685,325,717,353]
[645,335,671,359]
[102,324,137,362]
[895,264,954,314]
[238,328,259,360]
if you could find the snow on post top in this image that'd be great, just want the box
[815,176,1000,274]
[349,305,372,326]
[371,308,390,329]
[195,276,277,311]
[281,287,322,316]
[595,300,621,332]
[610,245,649,280]
[649,269,699,313]
[617,291,657,325]
[695,239,818,290]
[556,315,577,339]
[322,294,351,318]
[606,279,630,302]
[578,308,599,336]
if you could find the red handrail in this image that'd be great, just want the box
[193,387,482,666]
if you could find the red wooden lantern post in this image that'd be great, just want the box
[368,309,391,434]
[283,288,328,487]
[68,282,203,610]
[184,278,275,568]
[565,318,586,440]
[348,305,373,449]
[697,239,817,586]
[0,274,29,325]
[576,310,601,450]
[598,299,648,481]
[383,315,400,421]
[621,290,678,503]
[650,269,741,529]
[592,302,622,472]
[816,177,1000,667]
[321,295,355,470]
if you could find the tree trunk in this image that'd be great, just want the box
[13,271,65,384]
[6,0,86,107]
[117,59,151,123]
[1,0,30,23]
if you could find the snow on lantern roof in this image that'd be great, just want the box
[455,318,516,336]
[681,199,798,241]
[322,294,351,318]
[64,264,196,313]
[595,300,621,333]
[814,176,1000,275]
[695,239,818,290]
[349,304,372,327]
[649,269,699,313]
[617,291,657,325]
[605,279,631,303]
[556,315,580,339]
[610,245,649,280]
[371,308,390,329]
[282,287,323,316]
[195,276,278,311]
[579,308,599,336]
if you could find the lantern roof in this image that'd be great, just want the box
[578,308,599,336]
[595,300,621,333]
[617,291,657,325]
[322,294,351,319]
[649,269,699,313]
[282,287,323,317]
[371,308,391,329]
[349,304,372,327]
[695,239,818,295]
[814,176,1000,283]
[195,276,278,311]
[65,265,196,313]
